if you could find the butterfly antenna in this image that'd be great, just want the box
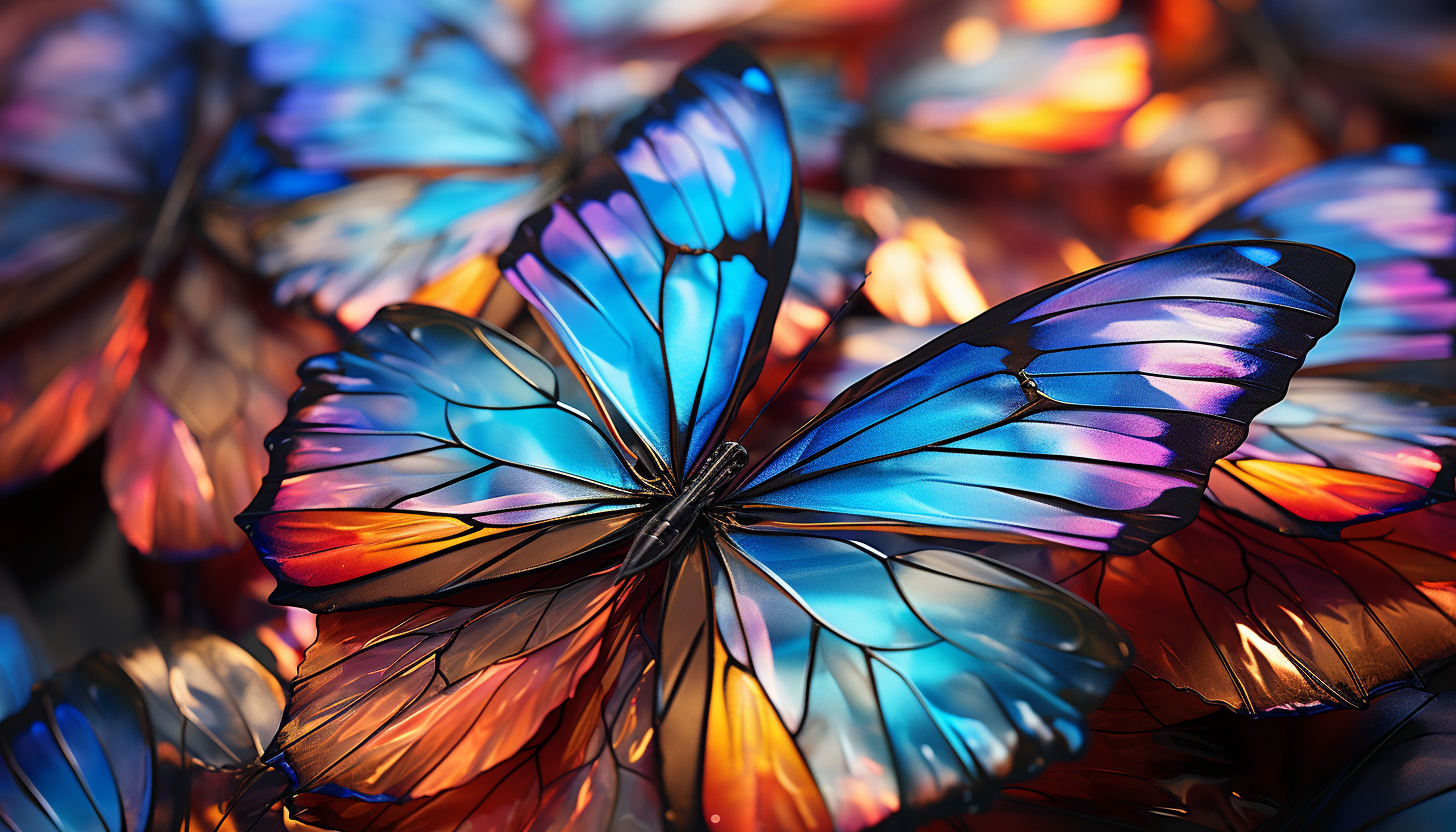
[737,275,868,443]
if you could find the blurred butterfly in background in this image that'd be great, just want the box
[0,0,579,560]
[0,569,290,831]
[238,43,1354,831]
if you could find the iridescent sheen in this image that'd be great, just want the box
[502,43,798,482]
[736,243,1351,554]
[1187,144,1456,369]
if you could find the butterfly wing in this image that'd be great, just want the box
[1185,145,1456,370]
[281,580,659,832]
[207,0,563,328]
[1209,377,1456,535]
[236,303,650,610]
[0,0,201,193]
[646,529,1131,831]
[102,250,336,559]
[0,656,153,832]
[734,242,1353,555]
[500,42,799,485]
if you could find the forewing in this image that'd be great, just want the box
[237,303,648,611]
[501,43,799,484]
[0,0,200,192]
[1185,145,1456,370]
[105,250,336,559]
[735,242,1353,556]
[649,529,1131,832]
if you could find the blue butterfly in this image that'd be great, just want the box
[239,43,1354,832]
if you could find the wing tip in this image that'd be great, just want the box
[1234,239,1357,308]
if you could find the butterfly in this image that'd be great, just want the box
[0,0,580,559]
[238,42,1354,832]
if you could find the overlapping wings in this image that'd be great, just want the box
[1209,377,1456,535]
[1185,145,1456,370]
[734,242,1355,555]
[237,304,650,610]
[207,0,564,328]
[500,43,799,485]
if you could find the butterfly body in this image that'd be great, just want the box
[622,439,748,578]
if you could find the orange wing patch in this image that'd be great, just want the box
[704,631,833,832]
[1217,458,1427,523]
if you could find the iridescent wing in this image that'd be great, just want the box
[0,613,46,720]
[0,0,200,193]
[267,566,635,807]
[104,250,336,559]
[734,242,1353,555]
[116,632,286,771]
[207,0,564,328]
[1185,145,1456,370]
[648,531,1132,830]
[500,42,799,486]
[0,656,153,832]
[0,270,148,491]
[236,304,649,610]
[1209,377,1456,535]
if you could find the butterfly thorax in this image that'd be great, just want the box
[618,441,749,580]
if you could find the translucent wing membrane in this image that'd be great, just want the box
[0,0,200,192]
[116,632,286,770]
[1210,377,1456,535]
[0,273,149,491]
[209,0,564,327]
[649,530,1131,831]
[1034,502,1456,715]
[1186,145,1456,370]
[0,657,153,832]
[250,172,556,330]
[283,575,659,832]
[106,251,336,558]
[271,568,628,803]
[237,304,649,610]
[501,42,799,484]
[735,242,1355,556]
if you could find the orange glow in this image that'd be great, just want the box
[1059,238,1103,274]
[1219,460,1427,523]
[0,276,149,486]
[1161,144,1221,197]
[940,34,1150,153]
[1233,622,1306,681]
[408,254,499,319]
[1010,0,1120,31]
[703,631,833,832]
[1121,92,1187,149]
[259,510,492,584]
[863,211,988,326]
[943,17,1000,66]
